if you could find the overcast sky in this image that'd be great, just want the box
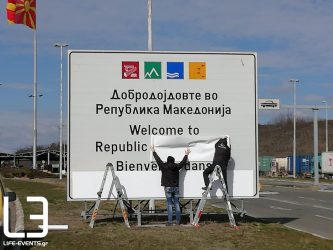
[1,0,333,152]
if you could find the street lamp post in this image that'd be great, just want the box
[289,79,300,178]
[54,43,68,180]
[322,100,328,152]
[313,108,320,185]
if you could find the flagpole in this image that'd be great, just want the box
[33,29,37,169]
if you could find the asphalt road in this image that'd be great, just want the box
[213,179,333,240]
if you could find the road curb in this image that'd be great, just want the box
[14,196,24,232]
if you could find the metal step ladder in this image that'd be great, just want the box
[192,165,238,229]
[89,163,131,228]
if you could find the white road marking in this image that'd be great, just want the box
[264,197,333,208]
[269,205,292,211]
[260,191,279,195]
[319,189,333,193]
[312,205,333,211]
[315,215,333,221]
[298,196,327,203]
[275,186,302,190]
[285,225,332,240]
[261,197,301,206]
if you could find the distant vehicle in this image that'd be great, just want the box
[303,172,312,178]
[261,100,278,108]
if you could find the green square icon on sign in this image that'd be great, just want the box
[144,62,162,79]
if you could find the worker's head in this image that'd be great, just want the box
[221,137,228,146]
[167,156,175,163]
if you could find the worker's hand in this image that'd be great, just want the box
[185,148,191,155]
[150,145,155,152]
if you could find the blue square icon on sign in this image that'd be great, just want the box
[167,62,184,79]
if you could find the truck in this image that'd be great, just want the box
[287,155,314,177]
[271,157,288,177]
[321,152,333,179]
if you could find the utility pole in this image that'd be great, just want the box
[289,79,300,178]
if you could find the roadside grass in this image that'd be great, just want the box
[3,178,333,250]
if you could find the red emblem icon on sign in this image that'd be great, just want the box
[122,61,139,79]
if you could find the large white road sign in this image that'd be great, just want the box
[68,51,258,200]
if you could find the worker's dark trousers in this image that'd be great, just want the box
[203,163,228,191]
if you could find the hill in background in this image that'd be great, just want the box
[259,117,332,157]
